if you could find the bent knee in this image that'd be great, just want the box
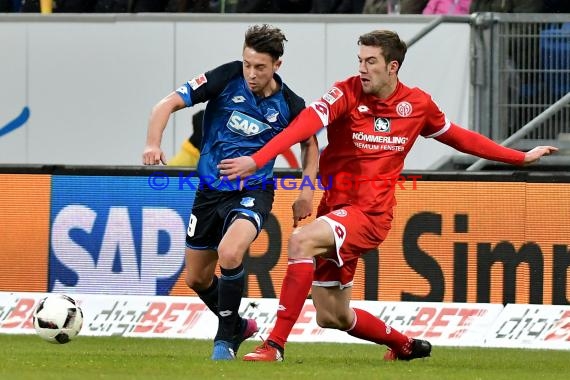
[315,312,353,330]
[217,247,244,269]
[288,232,314,260]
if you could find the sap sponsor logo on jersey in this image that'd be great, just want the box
[323,87,343,105]
[374,117,390,133]
[227,111,272,136]
[188,74,207,90]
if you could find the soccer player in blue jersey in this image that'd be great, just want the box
[142,24,319,360]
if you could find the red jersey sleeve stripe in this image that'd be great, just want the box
[424,117,451,139]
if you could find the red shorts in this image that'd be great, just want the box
[313,203,393,289]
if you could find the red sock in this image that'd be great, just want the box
[347,308,411,354]
[268,260,313,349]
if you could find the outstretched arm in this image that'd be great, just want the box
[218,107,323,179]
[435,123,558,166]
[521,146,559,165]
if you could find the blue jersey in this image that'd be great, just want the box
[176,61,305,190]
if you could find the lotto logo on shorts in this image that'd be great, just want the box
[332,209,347,217]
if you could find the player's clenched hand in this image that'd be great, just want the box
[143,145,167,165]
[523,146,558,165]
[218,156,257,180]
[292,196,313,228]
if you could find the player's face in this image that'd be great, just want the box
[358,45,398,97]
[242,47,281,97]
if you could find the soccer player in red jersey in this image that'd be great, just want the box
[218,30,557,362]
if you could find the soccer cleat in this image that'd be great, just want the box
[383,339,432,361]
[233,318,259,353]
[243,339,284,362]
[211,340,236,361]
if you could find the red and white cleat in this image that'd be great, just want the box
[243,339,284,362]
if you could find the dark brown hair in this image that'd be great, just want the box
[358,30,407,69]
[244,24,287,61]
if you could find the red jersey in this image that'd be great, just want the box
[311,76,448,213]
[252,76,524,214]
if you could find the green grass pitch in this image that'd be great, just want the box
[1,334,568,380]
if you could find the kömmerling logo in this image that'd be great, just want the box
[374,117,390,133]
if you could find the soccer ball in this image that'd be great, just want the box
[32,294,84,344]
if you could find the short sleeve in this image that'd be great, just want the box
[421,96,451,138]
[308,79,355,127]
[175,61,242,108]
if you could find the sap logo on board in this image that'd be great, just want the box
[50,205,186,295]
